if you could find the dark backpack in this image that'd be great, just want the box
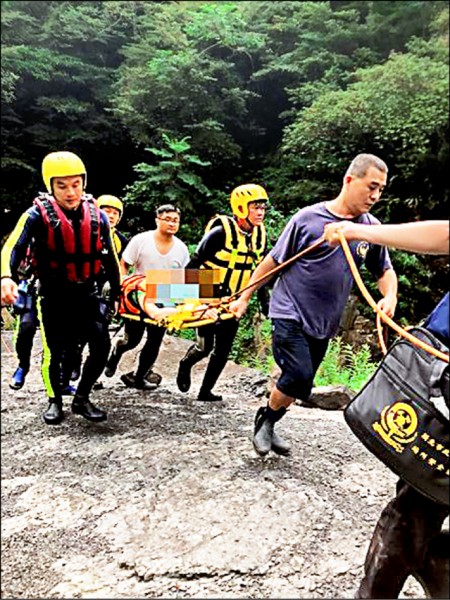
[344,327,449,506]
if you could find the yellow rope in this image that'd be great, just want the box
[338,232,449,363]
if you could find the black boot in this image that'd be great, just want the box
[71,395,107,422]
[197,389,223,402]
[195,350,229,401]
[43,399,64,425]
[253,405,288,456]
[104,348,121,377]
[10,366,28,390]
[120,371,156,390]
[271,430,291,456]
[176,344,205,392]
[145,369,162,387]
[177,358,193,392]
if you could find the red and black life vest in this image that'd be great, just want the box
[33,194,103,282]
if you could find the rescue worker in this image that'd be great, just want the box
[324,218,449,599]
[1,151,121,425]
[176,184,268,402]
[104,204,189,389]
[230,154,398,456]
[96,195,128,272]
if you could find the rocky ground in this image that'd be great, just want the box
[1,327,428,599]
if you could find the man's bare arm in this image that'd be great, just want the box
[324,221,449,255]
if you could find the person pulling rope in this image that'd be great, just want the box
[119,232,448,365]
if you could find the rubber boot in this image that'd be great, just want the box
[10,366,28,390]
[271,429,291,456]
[120,371,156,390]
[253,405,288,456]
[176,345,205,392]
[104,347,122,377]
[71,395,107,422]
[145,369,162,387]
[197,389,223,402]
[43,399,64,425]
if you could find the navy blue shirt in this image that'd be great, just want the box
[424,292,449,347]
[269,202,393,339]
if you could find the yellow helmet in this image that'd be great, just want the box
[97,195,124,219]
[42,151,87,193]
[230,184,268,219]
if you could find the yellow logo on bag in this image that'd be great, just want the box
[372,402,418,453]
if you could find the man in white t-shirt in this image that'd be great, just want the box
[104,204,189,389]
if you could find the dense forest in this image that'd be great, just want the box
[2,0,448,325]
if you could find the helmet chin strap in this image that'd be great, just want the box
[235,215,254,232]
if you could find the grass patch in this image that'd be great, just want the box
[314,337,377,392]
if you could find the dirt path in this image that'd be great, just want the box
[1,329,425,599]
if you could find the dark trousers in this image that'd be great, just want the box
[14,291,38,372]
[181,318,240,393]
[356,479,449,599]
[272,318,329,400]
[38,287,111,400]
[115,319,166,379]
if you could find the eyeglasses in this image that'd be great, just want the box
[249,203,267,210]
[157,216,180,224]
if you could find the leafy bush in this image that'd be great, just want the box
[314,337,377,392]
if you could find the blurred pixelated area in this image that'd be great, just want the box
[145,269,222,305]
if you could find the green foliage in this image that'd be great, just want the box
[111,1,262,168]
[1,0,138,236]
[314,336,378,392]
[385,250,447,325]
[1,307,16,331]
[227,296,269,368]
[123,133,219,243]
[263,205,291,246]
[172,328,196,343]
[281,44,449,215]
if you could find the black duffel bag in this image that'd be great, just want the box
[344,326,449,506]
